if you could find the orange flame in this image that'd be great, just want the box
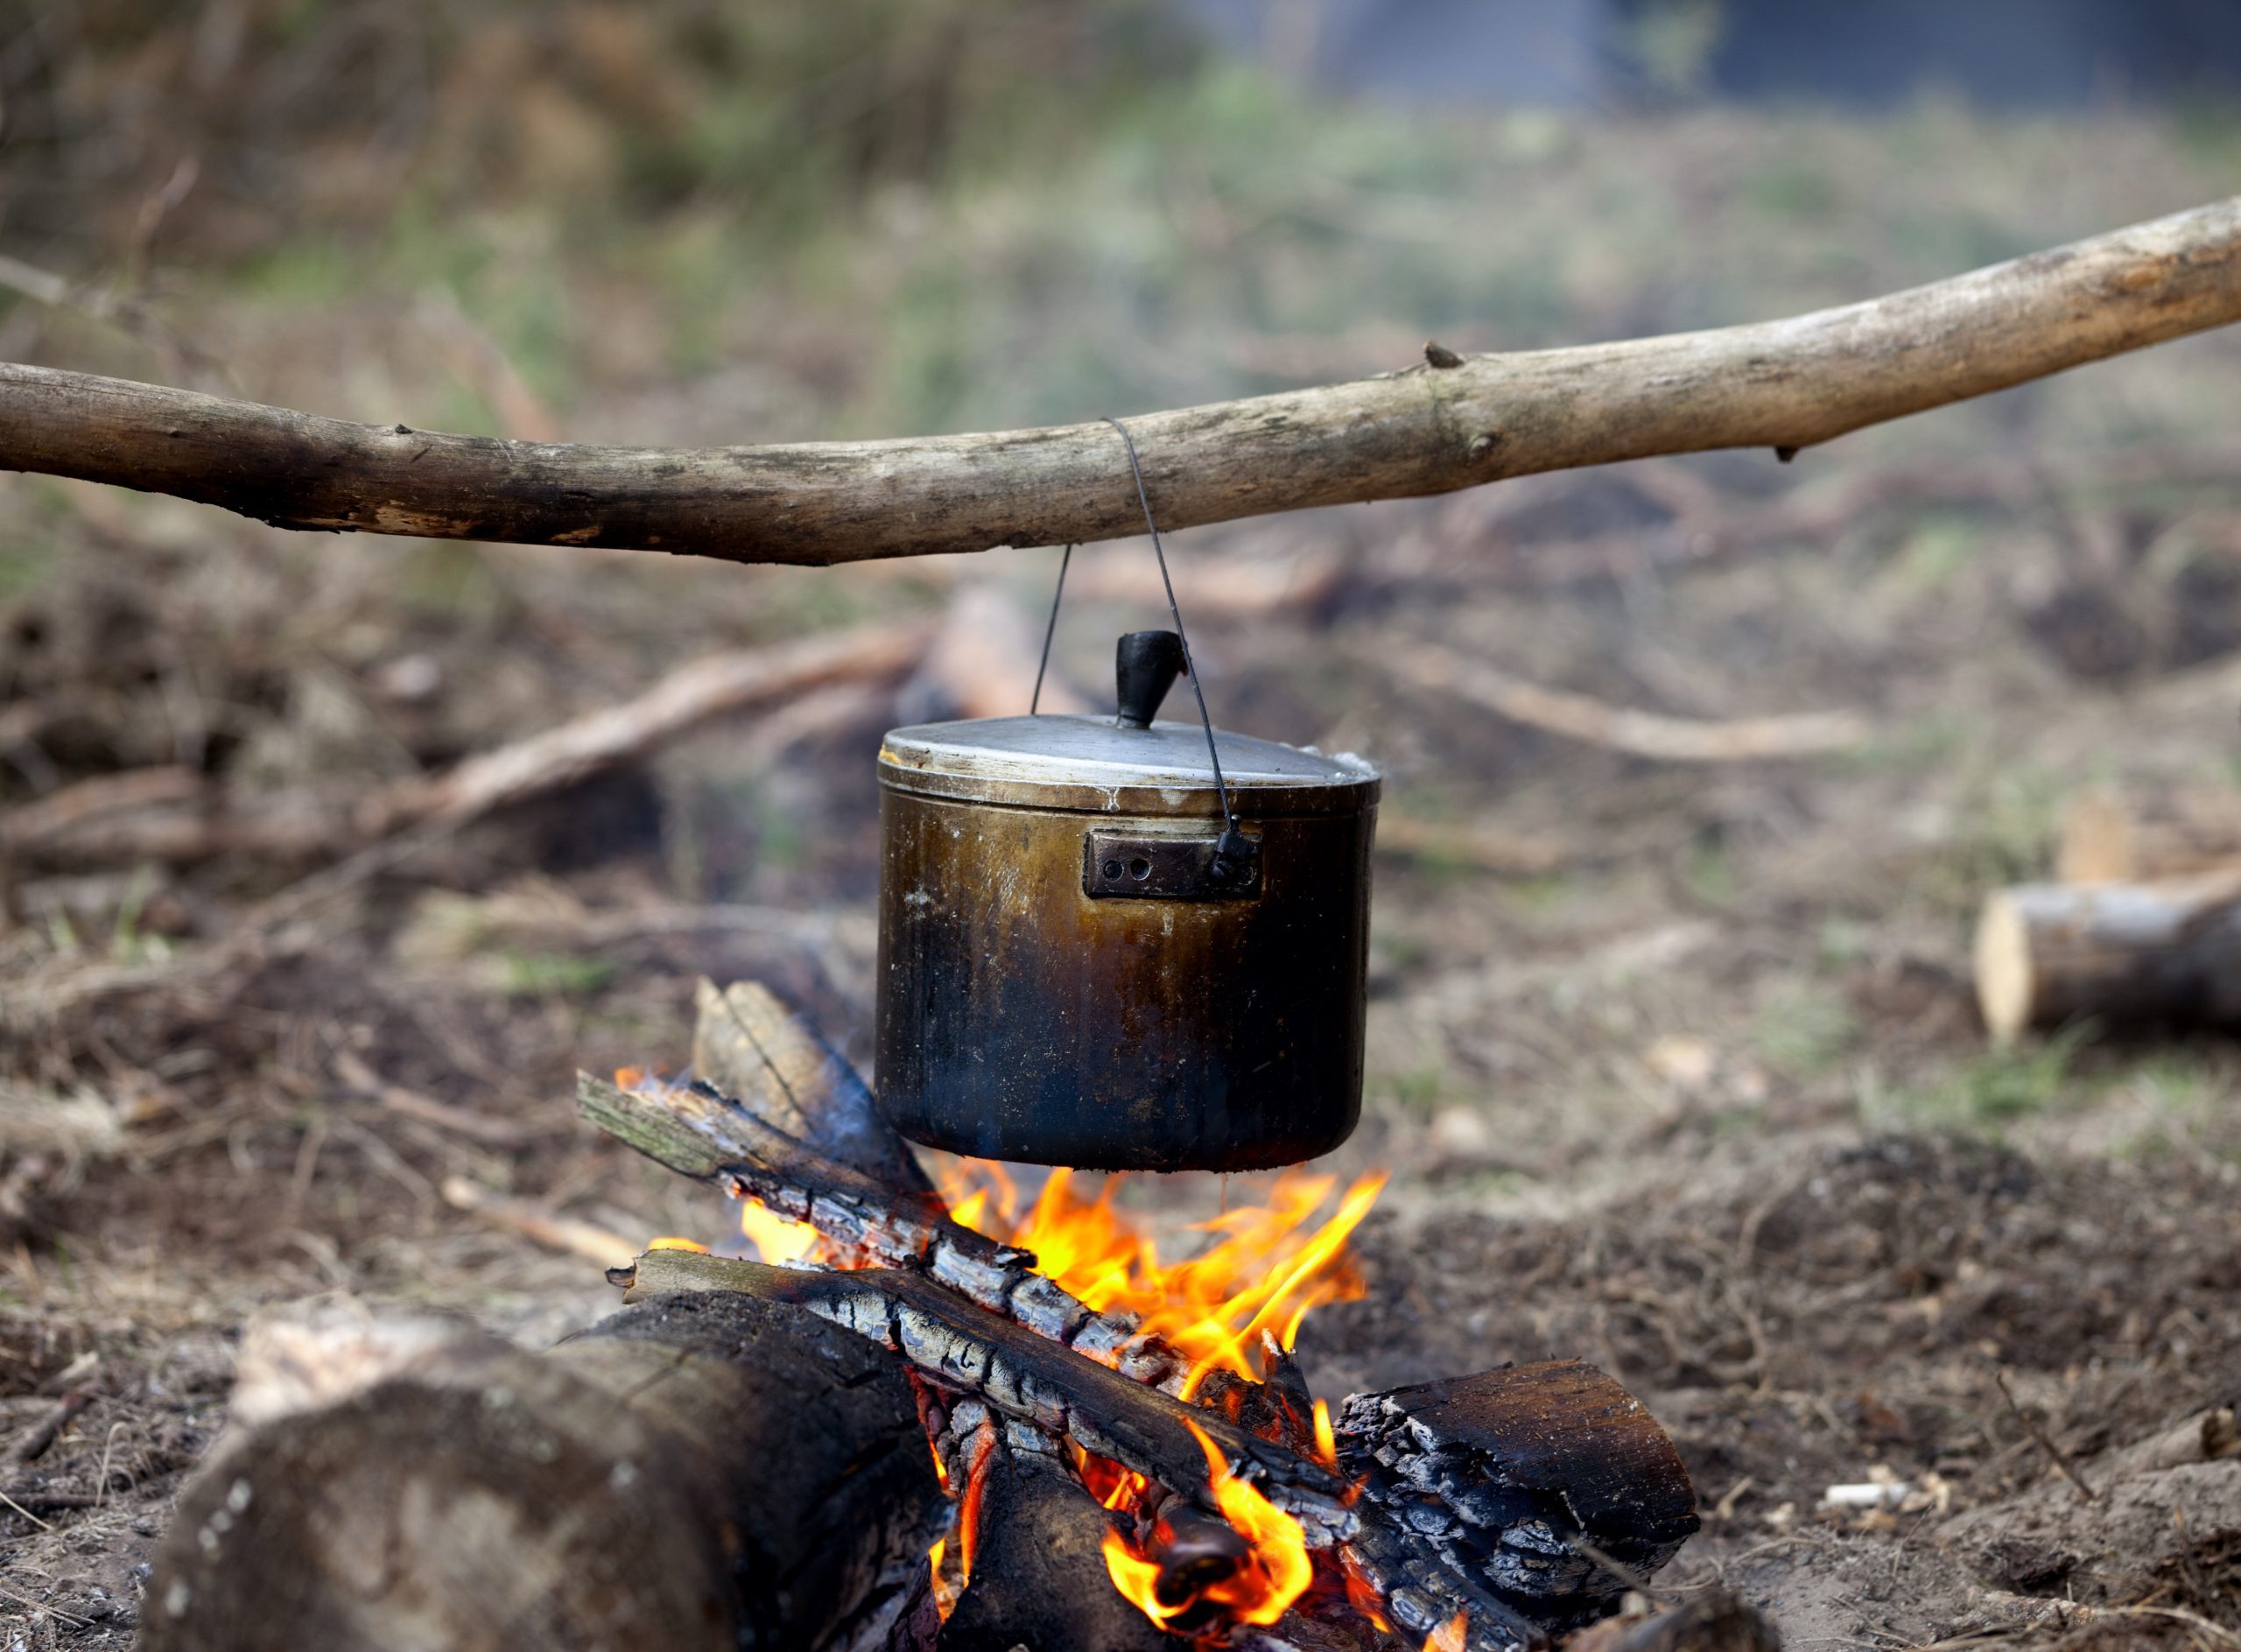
[736,1196,821,1264]
[645,1236,710,1254]
[1424,1609,1469,1651]
[940,1163,1386,1394]
[1101,1417,1314,1629]
[928,1536,960,1620]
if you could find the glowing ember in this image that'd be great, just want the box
[1101,1417,1314,1630]
[1424,1608,1470,1651]
[938,1160,1386,1395]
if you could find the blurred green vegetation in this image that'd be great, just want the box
[9,1,2241,448]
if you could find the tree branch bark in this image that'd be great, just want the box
[3,197,2236,565]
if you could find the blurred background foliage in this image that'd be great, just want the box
[5,0,2239,446]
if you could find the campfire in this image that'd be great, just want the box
[594,980,1703,1651]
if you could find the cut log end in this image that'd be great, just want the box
[1973,889,2035,1044]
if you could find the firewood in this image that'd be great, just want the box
[4,199,2237,563]
[689,975,932,1197]
[579,1066,1195,1390]
[622,1247,1358,1543]
[141,1292,944,1652]
[931,1418,1180,1652]
[2055,786,2241,882]
[626,1248,1612,1652]
[587,981,1703,1652]
[1338,1366,1699,1638]
[1973,874,2241,1040]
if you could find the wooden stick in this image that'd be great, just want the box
[1368,636,1872,762]
[0,617,928,868]
[578,1069,1191,1389]
[3,198,2236,564]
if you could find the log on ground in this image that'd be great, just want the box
[140,1291,945,1652]
[1974,874,2241,1040]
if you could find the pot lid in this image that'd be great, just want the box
[879,714,1380,817]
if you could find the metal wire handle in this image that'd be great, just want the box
[1029,417,1242,842]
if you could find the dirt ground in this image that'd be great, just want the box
[3,41,2241,1648]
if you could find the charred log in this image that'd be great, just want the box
[933,1417,1182,1652]
[581,1057,1196,1390]
[1337,1364,1699,1641]
[141,1291,943,1652]
[623,1247,1357,1544]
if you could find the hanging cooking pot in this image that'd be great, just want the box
[874,629,1380,1171]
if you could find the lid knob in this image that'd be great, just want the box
[1114,630,1185,728]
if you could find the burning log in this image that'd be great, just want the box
[577,976,1701,1652]
[622,1246,1359,1543]
[1973,873,2241,1040]
[141,1292,945,1652]
[926,1402,1180,1652]
[2055,786,2241,883]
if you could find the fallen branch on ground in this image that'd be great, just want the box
[0,617,927,868]
[2,198,2236,564]
[1366,637,1872,762]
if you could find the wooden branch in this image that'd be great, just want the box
[579,1060,1195,1390]
[1366,637,1872,762]
[0,618,926,868]
[4,198,2237,564]
[141,1294,944,1652]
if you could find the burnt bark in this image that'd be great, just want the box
[141,1292,944,1652]
[933,1430,1180,1652]
[622,1247,1356,1543]
[1338,1364,1700,1640]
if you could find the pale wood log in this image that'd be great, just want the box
[140,1293,944,1652]
[2055,786,2241,882]
[1974,874,2241,1040]
[2,199,2237,564]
